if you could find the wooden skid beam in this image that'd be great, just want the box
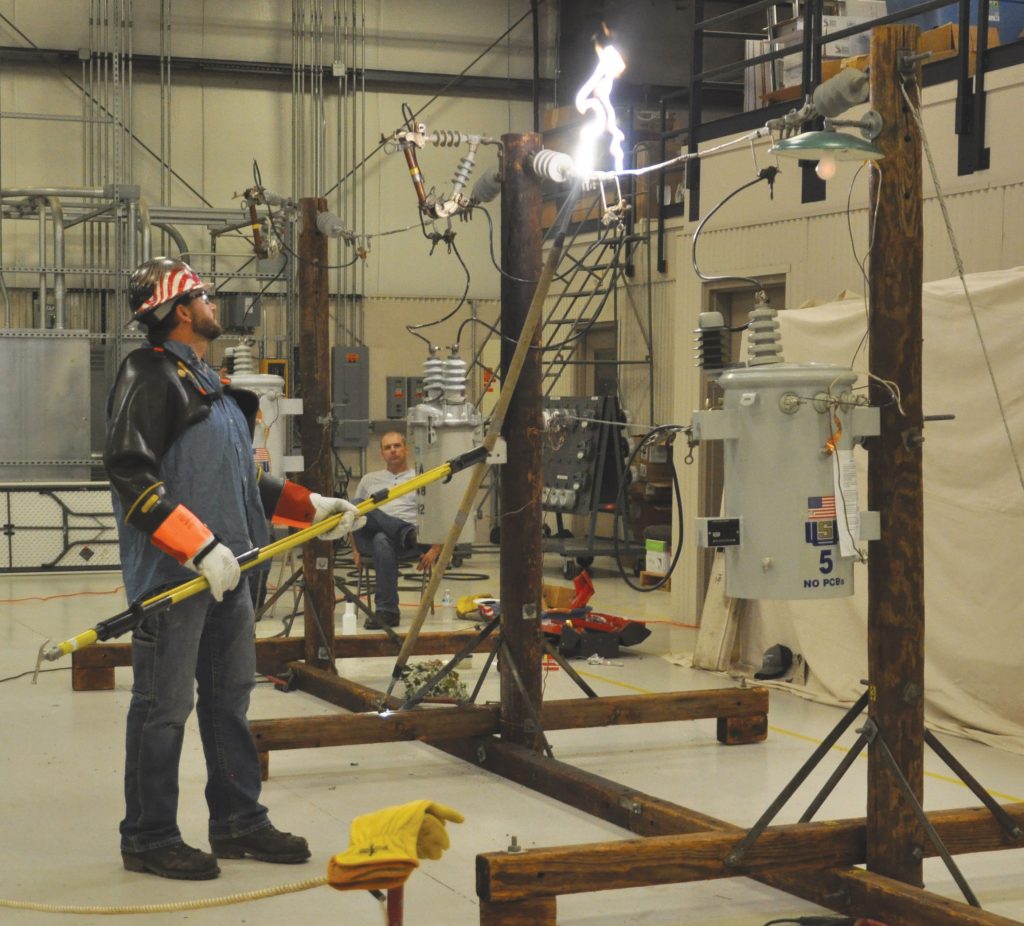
[251,704,501,749]
[68,630,495,689]
[825,867,1023,926]
[441,736,731,837]
[288,662,401,712]
[477,804,1024,902]
[542,688,767,731]
[480,897,556,926]
[250,674,767,754]
[466,739,1024,925]
[479,820,862,901]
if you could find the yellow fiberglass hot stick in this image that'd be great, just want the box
[39,445,490,665]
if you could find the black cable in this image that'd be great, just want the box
[469,201,623,287]
[763,918,858,926]
[472,204,537,284]
[692,167,778,295]
[454,221,628,351]
[405,236,472,349]
[241,252,290,328]
[610,425,689,592]
[252,160,360,271]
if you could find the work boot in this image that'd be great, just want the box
[122,842,220,880]
[364,609,400,630]
[210,825,310,863]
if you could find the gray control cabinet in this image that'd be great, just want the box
[332,344,370,448]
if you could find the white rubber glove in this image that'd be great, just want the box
[185,540,242,602]
[309,494,366,540]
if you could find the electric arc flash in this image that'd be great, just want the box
[573,38,626,177]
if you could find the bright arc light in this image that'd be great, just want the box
[573,42,626,177]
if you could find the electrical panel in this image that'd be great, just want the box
[332,344,370,448]
[406,375,425,407]
[217,292,260,330]
[386,376,408,419]
[541,395,627,516]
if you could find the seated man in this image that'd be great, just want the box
[352,431,440,628]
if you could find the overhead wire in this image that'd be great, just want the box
[847,160,884,370]
[899,79,1024,499]
[320,0,546,199]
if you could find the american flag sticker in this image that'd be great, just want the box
[807,495,837,520]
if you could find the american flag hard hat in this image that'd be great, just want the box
[134,263,206,320]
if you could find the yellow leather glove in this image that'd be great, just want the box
[327,800,464,893]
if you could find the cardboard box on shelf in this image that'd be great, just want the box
[763,57,845,104]
[919,22,1000,55]
[841,0,887,19]
[745,38,777,111]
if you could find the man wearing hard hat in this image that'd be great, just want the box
[105,257,363,880]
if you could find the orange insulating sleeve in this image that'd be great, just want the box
[271,480,316,528]
[150,504,215,563]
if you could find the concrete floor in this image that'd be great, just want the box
[2,547,1022,925]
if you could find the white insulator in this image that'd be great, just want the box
[316,210,352,240]
[232,340,258,375]
[450,147,477,198]
[747,304,784,366]
[470,168,501,204]
[530,149,575,184]
[443,353,468,405]
[812,68,869,118]
[422,353,445,403]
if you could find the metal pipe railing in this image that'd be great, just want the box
[44,196,66,328]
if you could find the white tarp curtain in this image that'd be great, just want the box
[735,267,1024,755]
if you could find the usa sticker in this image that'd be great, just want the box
[805,519,837,546]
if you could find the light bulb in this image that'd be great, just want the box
[815,153,838,181]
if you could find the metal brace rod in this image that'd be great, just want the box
[862,717,981,908]
[725,691,869,867]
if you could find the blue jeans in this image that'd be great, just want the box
[120,584,269,853]
[353,509,416,613]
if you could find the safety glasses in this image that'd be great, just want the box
[177,288,211,306]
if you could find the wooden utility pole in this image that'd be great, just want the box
[867,24,925,885]
[298,197,336,671]
[499,132,545,750]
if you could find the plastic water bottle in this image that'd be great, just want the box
[440,588,455,628]
[341,599,357,636]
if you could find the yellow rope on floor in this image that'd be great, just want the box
[0,875,329,915]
